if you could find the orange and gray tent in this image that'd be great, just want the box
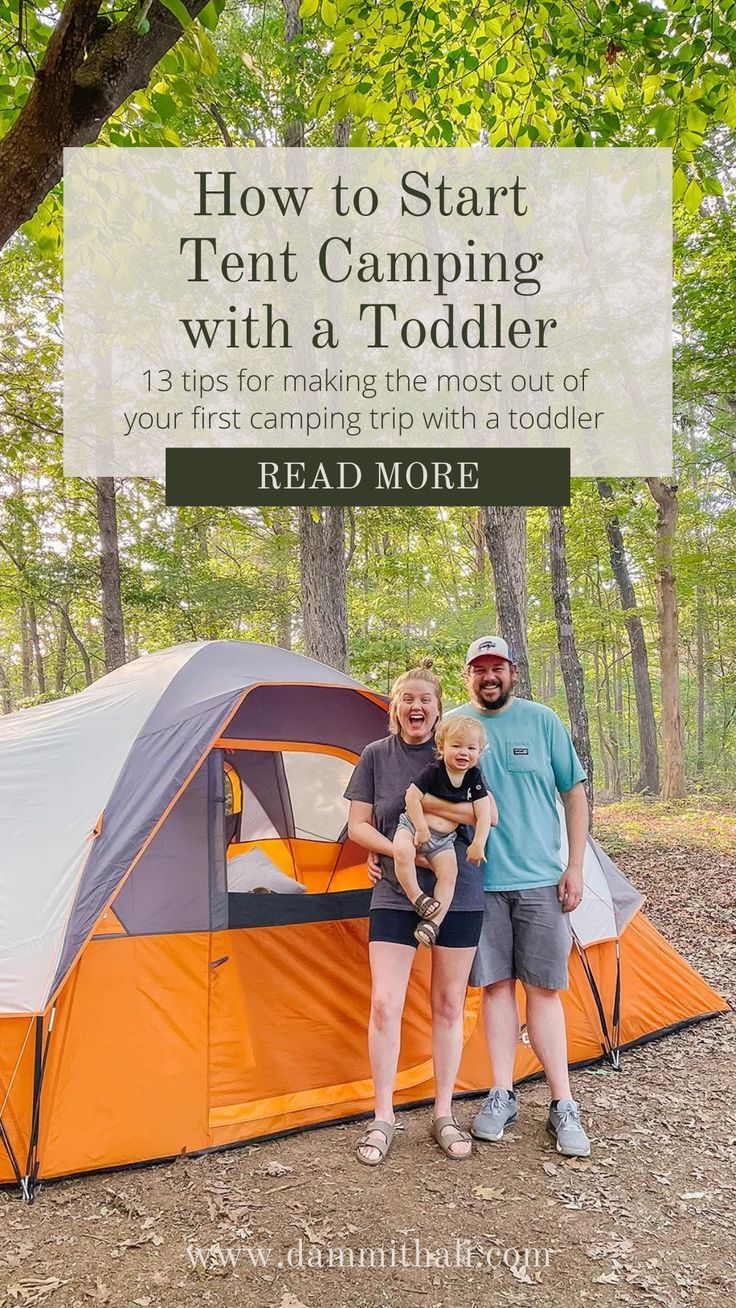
[0,640,727,1196]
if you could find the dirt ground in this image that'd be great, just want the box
[1,800,734,1308]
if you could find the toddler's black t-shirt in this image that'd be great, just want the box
[413,760,488,805]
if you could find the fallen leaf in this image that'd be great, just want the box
[473,1185,506,1201]
[508,1263,534,1283]
[563,1157,591,1171]
[256,1160,293,1177]
[84,1280,110,1304]
[279,1294,311,1308]
[5,1278,67,1306]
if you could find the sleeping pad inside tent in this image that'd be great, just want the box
[0,640,727,1195]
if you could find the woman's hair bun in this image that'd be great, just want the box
[419,656,434,671]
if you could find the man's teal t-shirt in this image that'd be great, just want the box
[449,698,586,892]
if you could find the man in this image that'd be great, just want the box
[449,635,591,1157]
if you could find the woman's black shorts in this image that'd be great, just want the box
[369,909,484,950]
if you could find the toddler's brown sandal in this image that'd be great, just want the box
[414,919,439,946]
[413,892,441,920]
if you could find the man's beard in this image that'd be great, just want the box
[475,685,511,711]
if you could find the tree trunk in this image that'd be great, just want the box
[27,600,46,696]
[55,609,69,695]
[19,600,33,698]
[593,642,611,794]
[298,508,348,672]
[696,590,706,775]
[270,511,293,651]
[282,0,304,145]
[96,476,126,672]
[548,507,594,810]
[596,481,660,793]
[49,602,94,686]
[481,506,531,698]
[0,660,12,714]
[0,0,214,250]
[646,477,686,799]
[601,638,622,800]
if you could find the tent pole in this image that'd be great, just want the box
[610,940,622,1070]
[22,1005,56,1202]
[572,933,614,1062]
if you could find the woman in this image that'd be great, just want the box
[345,658,485,1164]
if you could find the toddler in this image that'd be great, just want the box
[393,715,497,945]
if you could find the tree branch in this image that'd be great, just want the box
[0,0,213,250]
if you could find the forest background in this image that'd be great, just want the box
[0,0,734,810]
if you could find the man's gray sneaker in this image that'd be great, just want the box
[546,1098,591,1157]
[471,1087,518,1141]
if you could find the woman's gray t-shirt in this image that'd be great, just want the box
[343,733,484,912]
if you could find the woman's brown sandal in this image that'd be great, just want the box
[431,1117,473,1160]
[414,919,439,947]
[412,892,441,920]
[355,1119,396,1166]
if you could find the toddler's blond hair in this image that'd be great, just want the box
[435,715,486,755]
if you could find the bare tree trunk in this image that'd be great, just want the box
[194,510,209,561]
[283,0,304,145]
[55,610,69,694]
[481,506,531,699]
[298,508,348,672]
[548,507,594,810]
[27,600,46,696]
[596,481,659,793]
[19,600,33,698]
[283,5,348,668]
[696,591,706,775]
[270,510,293,650]
[601,638,622,800]
[471,509,486,588]
[49,602,93,686]
[96,477,126,672]
[0,660,12,713]
[646,477,686,799]
[593,642,611,794]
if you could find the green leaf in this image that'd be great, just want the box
[723,87,736,129]
[158,0,192,29]
[682,178,703,214]
[198,0,223,30]
[299,0,319,16]
[686,104,707,133]
[650,105,676,141]
[700,175,723,197]
[321,0,337,26]
[672,166,688,203]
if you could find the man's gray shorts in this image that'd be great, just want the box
[395,812,457,857]
[469,886,573,992]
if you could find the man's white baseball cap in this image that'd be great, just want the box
[465,636,514,666]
